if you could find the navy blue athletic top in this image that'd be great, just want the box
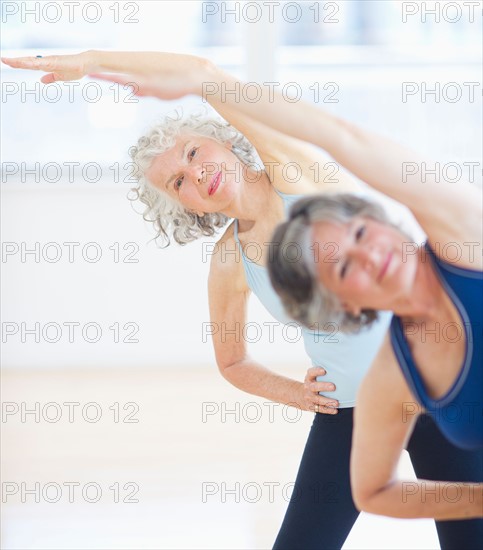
[390,242,483,450]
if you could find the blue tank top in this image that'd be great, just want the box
[234,189,392,408]
[390,242,483,449]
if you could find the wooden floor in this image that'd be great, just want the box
[1,366,440,549]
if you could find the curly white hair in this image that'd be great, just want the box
[128,109,261,247]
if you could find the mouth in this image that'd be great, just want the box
[378,251,392,282]
[208,171,222,196]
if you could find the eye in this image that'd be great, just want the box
[188,147,198,161]
[174,176,184,191]
[355,225,365,241]
[340,260,349,279]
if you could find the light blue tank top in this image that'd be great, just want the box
[234,189,392,407]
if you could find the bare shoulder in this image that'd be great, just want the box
[208,221,249,295]
[423,183,482,270]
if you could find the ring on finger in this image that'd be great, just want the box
[314,404,319,413]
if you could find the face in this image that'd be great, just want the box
[145,133,243,215]
[311,217,417,315]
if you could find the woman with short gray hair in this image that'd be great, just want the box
[262,98,483,522]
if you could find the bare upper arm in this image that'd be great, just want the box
[351,334,418,507]
[208,224,251,371]
[423,184,482,269]
[412,173,482,269]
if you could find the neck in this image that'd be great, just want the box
[221,170,278,227]
[391,247,448,322]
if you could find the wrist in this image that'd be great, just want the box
[192,56,218,97]
[83,49,99,74]
[287,381,304,410]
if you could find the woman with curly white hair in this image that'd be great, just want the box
[3,50,481,548]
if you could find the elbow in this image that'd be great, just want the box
[217,362,232,380]
[216,358,243,382]
[351,486,370,513]
[351,482,385,515]
[216,358,231,379]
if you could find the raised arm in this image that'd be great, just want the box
[2,50,356,195]
[351,336,483,520]
[0,50,431,194]
[198,59,482,261]
[5,50,479,262]
[110,53,481,268]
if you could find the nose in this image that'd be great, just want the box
[350,244,378,272]
[188,164,204,186]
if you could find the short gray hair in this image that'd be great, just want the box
[268,193,397,333]
[128,109,260,247]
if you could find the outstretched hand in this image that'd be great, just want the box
[2,50,214,101]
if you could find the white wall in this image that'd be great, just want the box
[2,183,310,369]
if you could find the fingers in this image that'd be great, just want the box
[2,56,37,69]
[2,56,53,71]
[40,73,57,84]
[311,381,336,393]
[313,395,339,415]
[304,366,326,383]
[314,402,339,415]
[2,55,83,83]
[315,395,338,410]
[304,367,335,390]
[303,367,339,414]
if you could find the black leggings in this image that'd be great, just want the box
[273,409,483,550]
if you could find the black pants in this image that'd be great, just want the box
[273,409,483,550]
